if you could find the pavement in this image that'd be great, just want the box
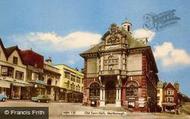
[0,100,190,119]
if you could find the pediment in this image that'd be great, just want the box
[102,24,128,45]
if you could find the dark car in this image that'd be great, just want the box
[31,95,51,103]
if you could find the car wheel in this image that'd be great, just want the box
[38,100,40,103]
[2,98,6,102]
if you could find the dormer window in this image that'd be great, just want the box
[13,56,18,64]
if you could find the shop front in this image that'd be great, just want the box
[30,80,47,97]
[11,82,31,100]
[12,85,21,99]
[0,80,10,97]
[59,88,66,101]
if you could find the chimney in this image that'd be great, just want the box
[45,57,52,65]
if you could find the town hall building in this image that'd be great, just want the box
[80,21,159,112]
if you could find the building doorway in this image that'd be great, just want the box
[105,80,116,104]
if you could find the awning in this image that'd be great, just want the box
[13,82,31,87]
[13,82,27,87]
[30,80,47,86]
[0,80,10,88]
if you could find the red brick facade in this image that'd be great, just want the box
[162,83,180,111]
[80,22,159,112]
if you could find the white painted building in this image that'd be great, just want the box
[0,39,30,99]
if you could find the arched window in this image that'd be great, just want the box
[47,79,52,94]
[47,79,52,85]
[126,82,138,96]
[89,83,100,97]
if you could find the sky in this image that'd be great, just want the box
[0,0,190,96]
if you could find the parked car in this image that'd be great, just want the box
[31,95,51,103]
[0,94,8,102]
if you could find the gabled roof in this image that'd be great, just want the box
[0,38,25,63]
[164,83,177,91]
[128,37,147,48]
[0,38,8,58]
[0,38,44,68]
[80,42,103,55]
[20,50,44,69]
[6,46,18,57]
[80,24,147,56]
[5,45,25,64]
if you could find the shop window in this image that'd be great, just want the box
[15,71,24,80]
[13,56,18,65]
[89,83,100,97]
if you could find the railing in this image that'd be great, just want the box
[44,64,59,73]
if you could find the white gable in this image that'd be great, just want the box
[0,45,7,61]
[7,50,24,67]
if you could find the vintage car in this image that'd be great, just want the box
[31,95,51,103]
[0,93,8,102]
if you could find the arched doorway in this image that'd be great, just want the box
[105,80,116,104]
[89,82,100,106]
[89,82,100,98]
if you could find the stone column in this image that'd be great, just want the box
[119,55,121,69]
[32,73,34,80]
[115,75,121,107]
[100,88,102,100]
[19,87,21,99]
[65,91,68,102]
[100,85,105,107]
[100,57,103,71]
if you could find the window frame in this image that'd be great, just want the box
[13,56,18,65]
[15,70,24,80]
